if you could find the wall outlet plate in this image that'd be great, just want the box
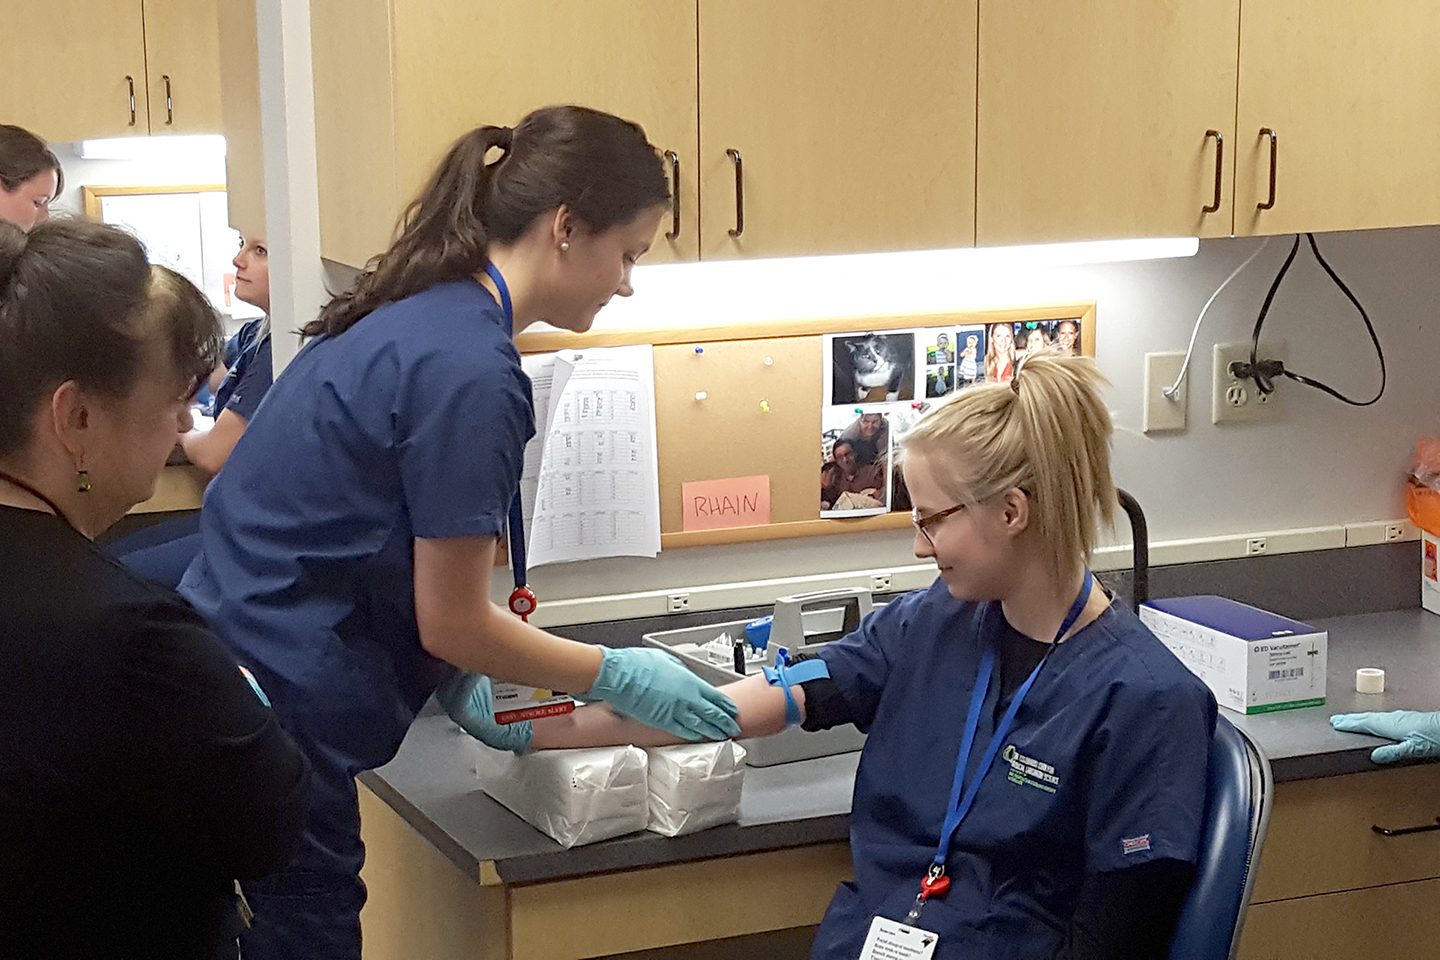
[1143,351,1187,433]
[1212,339,1286,425]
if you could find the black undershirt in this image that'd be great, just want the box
[800,615,1192,959]
[0,505,311,959]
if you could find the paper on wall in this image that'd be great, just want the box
[519,345,661,567]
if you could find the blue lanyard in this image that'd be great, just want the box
[931,570,1093,874]
[484,262,514,330]
[484,261,529,600]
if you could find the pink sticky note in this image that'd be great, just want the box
[682,475,772,532]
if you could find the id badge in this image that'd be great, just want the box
[860,917,939,960]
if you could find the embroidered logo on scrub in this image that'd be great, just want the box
[1002,744,1060,794]
[1121,834,1153,855]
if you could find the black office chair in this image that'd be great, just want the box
[1166,718,1273,960]
[1115,489,1273,960]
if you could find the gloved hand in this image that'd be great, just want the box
[1330,710,1440,764]
[584,647,741,742]
[436,672,533,755]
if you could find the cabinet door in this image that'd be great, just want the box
[0,0,148,141]
[976,0,1240,246]
[1238,877,1440,960]
[217,0,264,235]
[312,0,699,269]
[142,0,224,135]
[698,0,976,260]
[1236,0,1440,236]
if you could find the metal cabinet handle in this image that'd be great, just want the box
[163,75,174,125]
[663,150,681,241]
[1203,130,1224,214]
[125,75,137,126]
[726,148,744,239]
[1372,817,1440,837]
[1257,127,1278,211]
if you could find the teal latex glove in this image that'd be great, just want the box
[436,672,533,755]
[1330,710,1440,764]
[584,646,742,742]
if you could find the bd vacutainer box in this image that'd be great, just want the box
[1139,595,1326,715]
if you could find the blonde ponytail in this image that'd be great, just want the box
[900,353,1116,583]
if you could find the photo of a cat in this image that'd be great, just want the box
[828,332,917,405]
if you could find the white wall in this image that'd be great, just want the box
[521,226,1438,608]
[48,142,227,217]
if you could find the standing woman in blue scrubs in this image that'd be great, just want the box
[179,105,740,959]
[486,353,1218,959]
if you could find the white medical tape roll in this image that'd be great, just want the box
[1355,668,1386,694]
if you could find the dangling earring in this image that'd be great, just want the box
[76,454,91,494]
[559,241,570,252]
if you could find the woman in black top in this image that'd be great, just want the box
[0,220,311,959]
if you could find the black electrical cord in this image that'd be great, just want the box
[1234,233,1386,406]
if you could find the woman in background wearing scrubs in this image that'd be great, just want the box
[111,234,275,587]
[183,233,274,474]
[0,124,62,231]
[460,353,1217,959]
[178,105,740,960]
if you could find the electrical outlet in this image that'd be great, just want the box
[1143,352,1186,433]
[666,592,690,613]
[1246,537,1268,556]
[1385,522,1406,542]
[869,573,892,592]
[1212,340,1286,424]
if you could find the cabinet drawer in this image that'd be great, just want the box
[1250,764,1440,903]
[1238,877,1440,960]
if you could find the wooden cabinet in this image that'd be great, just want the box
[0,0,220,143]
[1237,764,1440,959]
[216,0,265,236]
[698,0,976,260]
[309,0,698,268]
[0,0,148,142]
[1233,0,1440,237]
[142,0,224,136]
[976,0,1240,246]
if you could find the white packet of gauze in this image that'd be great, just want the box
[644,740,747,837]
[474,745,648,849]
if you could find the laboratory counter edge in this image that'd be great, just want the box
[358,607,1440,887]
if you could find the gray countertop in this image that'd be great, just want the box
[360,607,1440,885]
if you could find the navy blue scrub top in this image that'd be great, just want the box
[209,317,273,422]
[179,280,535,776]
[807,580,1217,960]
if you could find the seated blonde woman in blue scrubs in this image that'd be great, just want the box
[452,353,1217,960]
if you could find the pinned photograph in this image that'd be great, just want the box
[985,321,1018,383]
[925,330,955,365]
[820,411,891,516]
[827,332,917,405]
[1012,318,1084,362]
[956,326,984,387]
[926,366,955,398]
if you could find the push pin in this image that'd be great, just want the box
[694,391,708,401]
[762,356,774,367]
[759,399,771,414]
[853,407,864,415]
[694,346,705,355]
[912,402,924,409]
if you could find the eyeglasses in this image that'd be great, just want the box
[911,502,966,547]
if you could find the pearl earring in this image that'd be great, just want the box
[560,241,570,252]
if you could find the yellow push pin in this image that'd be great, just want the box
[759,399,771,414]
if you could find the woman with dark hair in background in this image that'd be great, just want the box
[0,219,310,959]
[0,125,63,231]
[177,105,740,958]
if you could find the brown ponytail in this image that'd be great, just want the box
[305,105,669,338]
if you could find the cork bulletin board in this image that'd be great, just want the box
[516,304,1095,550]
